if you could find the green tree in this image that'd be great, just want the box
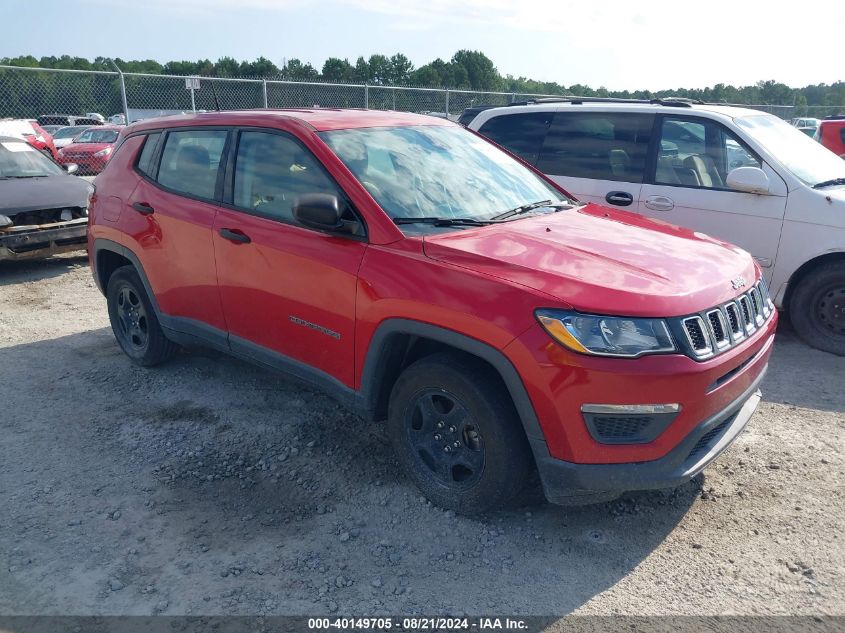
[411,64,442,87]
[388,53,414,85]
[352,57,370,84]
[322,57,354,83]
[367,54,391,84]
[450,50,500,91]
[282,59,319,81]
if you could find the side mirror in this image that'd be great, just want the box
[64,163,79,175]
[293,193,357,234]
[726,166,770,194]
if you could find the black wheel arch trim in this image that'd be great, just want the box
[92,238,161,313]
[359,318,546,446]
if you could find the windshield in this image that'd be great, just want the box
[74,129,118,144]
[735,114,845,186]
[0,140,64,177]
[54,126,89,139]
[320,125,570,222]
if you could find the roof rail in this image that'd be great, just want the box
[506,96,704,108]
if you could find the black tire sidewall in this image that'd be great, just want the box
[387,353,532,514]
[106,266,175,366]
[789,263,845,356]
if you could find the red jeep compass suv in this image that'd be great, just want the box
[88,110,776,513]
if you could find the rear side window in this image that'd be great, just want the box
[537,113,653,183]
[157,130,228,200]
[136,133,161,177]
[477,112,552,164]
[233,131,340,223]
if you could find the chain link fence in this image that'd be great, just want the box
[3,63,844,128]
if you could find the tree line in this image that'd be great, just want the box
[2,50,843,116]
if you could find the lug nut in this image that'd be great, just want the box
[437,421,444,429]
[449,425,456,433]
[433,434,442,441]
[444,446,452,453]
[453,441,460,448]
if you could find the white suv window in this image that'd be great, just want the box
[536,113,653,183]
[655,117,760,189]
[476,112,552,164]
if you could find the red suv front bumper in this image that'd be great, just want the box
[506,312,776,503]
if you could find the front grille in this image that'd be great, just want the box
[738,295,752,330]
[676,280,774,360]
[725,303,742,339]
[682,316,710,354]
[707,309,729,348]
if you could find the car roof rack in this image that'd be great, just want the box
[823,114,845,120]
[506,96,705,108]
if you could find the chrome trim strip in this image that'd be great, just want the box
[738,295,756,334]
[682,315,713,358]
[706,308,730,349]
[581,403,682,414]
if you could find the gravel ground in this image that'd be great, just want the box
[0,253,843,617]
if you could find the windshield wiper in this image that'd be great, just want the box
[393,217,491,227]
[813,177,845,189]
[488,200,569,222]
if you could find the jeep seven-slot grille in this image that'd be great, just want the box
[679,280,773,360]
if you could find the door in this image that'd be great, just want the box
[212,129,367,388]
[535,111,654,209]
[637,115,787,278]
[128,128,229,332]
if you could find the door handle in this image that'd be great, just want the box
[644,195,675,211]
[218,228,251,244]
[605,191,633,207]
[131,202,155,215]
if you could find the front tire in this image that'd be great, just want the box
[387,352,533,514]
[106,265,178,366]
[789,262,845,356]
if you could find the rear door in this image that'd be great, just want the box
[211,128,367,388]
[127,128,229,334]
[535,111,654,209]
[636,115,787,278]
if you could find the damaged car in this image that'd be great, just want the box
[0,135,92,261]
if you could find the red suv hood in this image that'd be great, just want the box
[422,204,758,318]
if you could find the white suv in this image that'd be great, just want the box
[469,98,845,355]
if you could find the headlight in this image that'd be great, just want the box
[94,147,112,157]
[536,310,676,358]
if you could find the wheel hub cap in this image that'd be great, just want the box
[406,390,484,489]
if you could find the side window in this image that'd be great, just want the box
[156,130,228,200]
[136,132,161,177]
[536,113,653,182]
[233,131,340,223]
[477,112,552,164]
[655,117,761,189]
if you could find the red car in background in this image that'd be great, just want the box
[57,126,120,174]
[817,115,845,158]
[0,119,59,159]
[24,121,59,159]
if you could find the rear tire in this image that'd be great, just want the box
[106,265,178,366]
[387,352,533,514]
[789,261,845,356]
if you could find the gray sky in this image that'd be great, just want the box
[3,0,843,89]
